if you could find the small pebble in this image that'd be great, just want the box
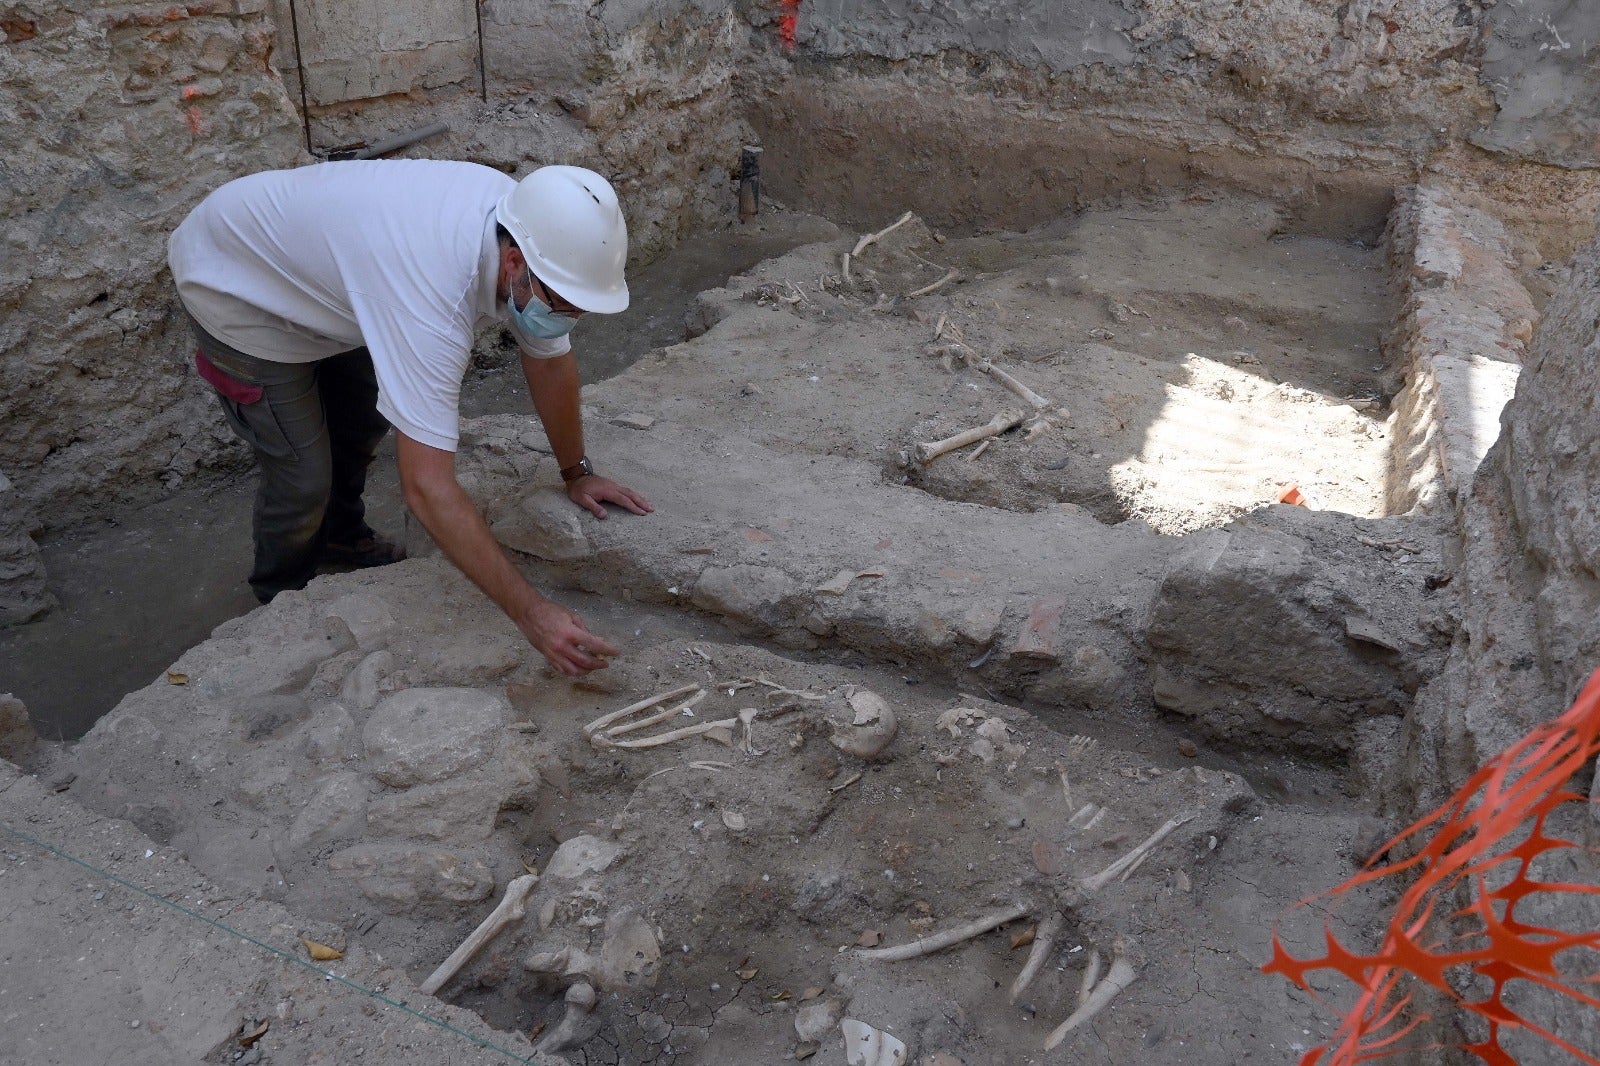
[1005,817,1025,830]
[1178,739,1199,758]
[130,1020,140,1029]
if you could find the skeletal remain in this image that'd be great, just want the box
[1079,813,1194,894]
[907,269,959,299]
[855,903,1031,961]
[604,690,707,738]
[830,690,898,760]
[916,410,1027,464]
[583,684,700,737]
[535,981,602,1054]
[419,873,538,996]
[1077,947,1103,1005]
[1009,909,1064,1002]
[1044,939,1137,1049]
[829,770,863,793]
[841,1018,909,1066]
[739,707,766,756]
[594,718,740,750]
[851,211,914,256]
[967,439,992,462]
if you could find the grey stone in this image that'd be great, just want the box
[302,702,359,766]
[325,593,397,652]
[0,693,38,762]
[195,617,356,700]
[691,565,800,625]
[230,694,312,744]
[795,999,842,1043]
[340,651,396,712]
[367,777,503,843]
[490,490,591,562]
[0,471,53,627]
[326,843,495,910]
[362,688,509,788]
[410,634,523,686]
[288,773,370,852]
[609,413,656,430]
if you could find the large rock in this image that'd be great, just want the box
[490,490,592,562]
[367,777,504,843]
[691,565,800,627]
[326,843,495,910]
[362,688,509,787]
[0,693,38,762]
[1147,513,1449,754]
[287,773,370,852]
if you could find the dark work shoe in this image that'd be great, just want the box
[319,530,407,569]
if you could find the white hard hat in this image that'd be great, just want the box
[495,165,629,314]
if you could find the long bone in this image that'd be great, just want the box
[593,718,740,750]
[915,410,1027,464]
[583,684,700,738]
[1009,908,1065,1003]
[1078,813,1194,895]
[853,903,1031,961]
[852,211,914,256]
[603,690,707,738]
[419,873,539,996]
[1044,938,1137,1049]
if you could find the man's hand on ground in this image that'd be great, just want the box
[517,598,619,676]
[567,474,653,520]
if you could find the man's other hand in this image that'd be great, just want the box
[567,474,653,520]
[517,598,619,676]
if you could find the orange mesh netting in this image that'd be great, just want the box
[1263,668,1600,1065]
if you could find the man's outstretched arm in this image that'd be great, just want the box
[522,351,653,518]
[395,430,617,675]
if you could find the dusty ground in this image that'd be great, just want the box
[9,195,1422,1064]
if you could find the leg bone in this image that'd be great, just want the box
[1009,909,1064,1003]
[855,903,1031,962]
[419,873,539,996]
[1044,939,1136,1050]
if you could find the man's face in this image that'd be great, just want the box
[507,250,583,319]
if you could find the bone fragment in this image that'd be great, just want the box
[1009,909,1064,1003]
[906,269,959,299]
[1045,941,1136,1049]
[604,690,707,738]
[967,439,992,462]
[594,718,741,750]
[1080,814,1194,894]
[829,771,863,793]
[976,361,1051,411]
[842,253,852,285]
[535,982,603,1054]
[1077,947,1103,1005]
[419,873,538,996]
[916,411,1026,464]
[1022,416,1053,442]
[852,211,914,256]
[584,684,700,737]
[855,903,1030,961]
[841,1018,909,1066]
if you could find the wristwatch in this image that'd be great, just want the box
[560,456,595,483]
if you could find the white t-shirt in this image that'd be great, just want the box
[168,159,571,452]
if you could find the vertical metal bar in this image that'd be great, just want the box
[475,0,488,103]
[286,0,314,155]
[738,146,762,223]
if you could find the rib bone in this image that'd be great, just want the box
[915,411,1026,464]
[1009,909,1064,1003]
[1080,813,1193,894]
[855,903,1030,961]
[419,873,538,996]
[1044,940,1136,1049]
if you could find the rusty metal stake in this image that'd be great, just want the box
[738,145,763,223]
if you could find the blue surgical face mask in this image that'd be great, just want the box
[507,269,579,340]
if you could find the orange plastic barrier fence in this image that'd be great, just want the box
[1264,668,1600,1065]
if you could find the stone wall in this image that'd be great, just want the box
[0,1,307,532]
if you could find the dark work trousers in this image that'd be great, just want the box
[188,317,392,603]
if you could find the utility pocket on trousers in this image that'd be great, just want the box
[196,349,296,460]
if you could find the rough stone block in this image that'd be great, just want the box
[490,490,592,562]
[691,565,799,625]
[229,694,312,744]
[195,617,356,700]
[301,701,359,766]
[288,772,370,851]
[325,593,397,652]
[362,687,509,788]
[340,650,397,712]
[410,632,524,686]
[367,777,503,843]
[544,834,624,881]
[327,842,495,910]
[0,693,38,762]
